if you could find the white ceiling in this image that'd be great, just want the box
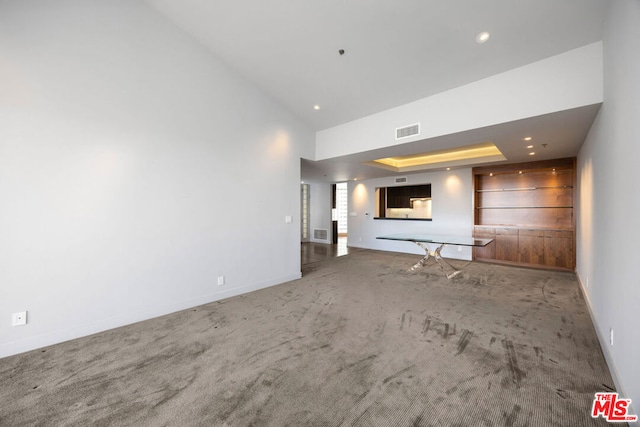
[146,0,607,181]
[302,104,601,182]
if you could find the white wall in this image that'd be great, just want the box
[348,169,474,260]
[0,1,314,357]
[317,43,603,160]
[305,180,333,243]
[576,0,640,418]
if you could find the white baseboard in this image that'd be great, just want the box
[0,272,302,359]
[575,271,638,426]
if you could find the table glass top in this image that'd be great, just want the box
[376,233,493,247]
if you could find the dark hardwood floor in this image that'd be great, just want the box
[301,237,364,265]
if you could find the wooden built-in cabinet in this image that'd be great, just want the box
[543,229,574,268]
[495,227,519,262]
[473,227,496,259]
[385,185,431,209]
[474,226,574,270]
[386,186,410,208]
[518,229,545,265]
[473,158,575,271]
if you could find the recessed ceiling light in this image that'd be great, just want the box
[523,137,532,141]
[476,32,490,43]
[313,105,320,110]
[519,171,523,174]
[526,145,534,149]
[446,167,451,171]
[529,152,536,156]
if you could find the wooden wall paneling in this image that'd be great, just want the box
[473,157,575,176]
[477,188,572,208]
[477,170,572,191]
[473,175,482,225]
[477,207,573,229]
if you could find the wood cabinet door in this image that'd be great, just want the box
[495,228,518,262]
[518,229,545,264]
[400,187,411,208]
[544,230,574,269]
[473,227,496,259]
[386,186,410,208]
[386,187,397,208]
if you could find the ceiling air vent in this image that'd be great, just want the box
[396,123,420,140]
[395,176,408,184]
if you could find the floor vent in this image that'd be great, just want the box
[313,229,328,240]
[396,123,420,140]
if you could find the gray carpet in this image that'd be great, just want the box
[0,250,617,426]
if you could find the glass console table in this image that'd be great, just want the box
[376,234,494,279]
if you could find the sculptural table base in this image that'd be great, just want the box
[376,234,494,280]
[410,242,461,279]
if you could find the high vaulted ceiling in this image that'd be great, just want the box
[146,0,607,181]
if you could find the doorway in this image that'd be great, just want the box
[334,182,348,251]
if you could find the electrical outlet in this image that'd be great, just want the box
[12,311,27,327]
[610,328,614,346]
[217,276,225,286]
